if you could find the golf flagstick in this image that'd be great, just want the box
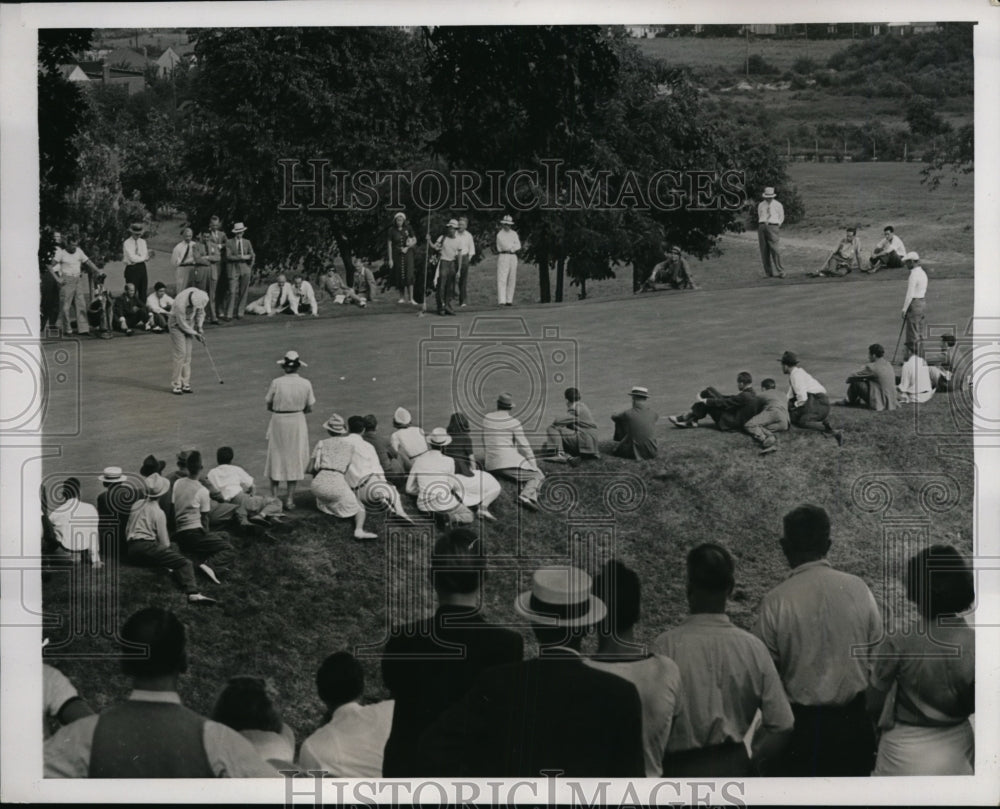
[419,206,431,317]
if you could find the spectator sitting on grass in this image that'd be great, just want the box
[744,377,790,455]
[928,334,962,392]
[837,343,898,411]
[113,282,148,336]
[669,372,757,431]
[206,446,284,532]
[611,386,659,460]
[145,282,173,332]
[43,663,94,740]
[292,274,319,316]
[318,266,366,307]
[865,225,906,273]
[811,226,862,277]
[405,428,474,526]
[352,258,377,304]
[897,342,935,404]
[246,273,295,316]
[213,676,297,771]
[389,407,428,473]
[542,386,600,464]
[299,651,394,777]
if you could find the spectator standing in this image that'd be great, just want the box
[265,351,316,510]
[655,544,793,777]
[587,560,683,777]
[44,608,277,777]
[122,222,152,302]
[753,504,881,776]
[901,251,928,347]
[431,219,463,316]
[224,223,255,320]
[867,545,975,775]
[418,565,644,777]
[300,652,394,777]
[495,214,521,306]
[455,216,476,307]
[386,212,418,305]
[171,228,201,292]
[207,215,228,322]
[197,230,222,323]
[381,529,523,776]
[51,234,99,336]
[756,187,786,278]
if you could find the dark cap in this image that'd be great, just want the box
[778,351,799,366]
[140,454,167,476]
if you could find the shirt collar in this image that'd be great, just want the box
[681,613,733,627]
[787,558,832,578]
[542,645,583,658]
[128,689,182,704]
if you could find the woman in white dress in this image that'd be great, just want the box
[265,351,316,510]
[444,412,501,521]
[867,544,975,775]
[307,414,377,540]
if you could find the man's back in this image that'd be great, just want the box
[381,606,523,776]
[482,410,529,470]
[754,560,880,707]
[756,388,787,416]
[418,651,644,777]
[867,357,898,410]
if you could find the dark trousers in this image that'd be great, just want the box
[847,379,873,408]
[124,262,148,302]
[776,694,877,777]
[871,251,903,270]
[457,256,470,305]
[127,539,199,593]
[41,273,60,329]
[662,742,752,778]
[689,386,723,423]
[790,392,832,433]
[172,528,234,569]
[436,260,457,313]
[758,223,785,276]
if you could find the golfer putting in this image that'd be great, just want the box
[168,287,209,395]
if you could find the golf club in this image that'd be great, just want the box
[202,337,224,384]
[890,317,907,365]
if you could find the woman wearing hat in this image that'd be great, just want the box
[306,414,377,540]
[405,428,474,525]
[386,212,418,305]
[495,214,521,306]
[124,473,216,604]
[122,222,153,303]
[265,351,317,510]
[445,413,502,521]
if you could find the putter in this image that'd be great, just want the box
[202,338,224,384]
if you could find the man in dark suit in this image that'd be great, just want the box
[417,564,645,777]
[611,385,659,459]
[381,529,523,776]
[669,371,758,431]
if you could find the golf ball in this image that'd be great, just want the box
[372,377,377,381]
[340,376,345,380]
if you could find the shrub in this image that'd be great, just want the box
[792,56,818,74]
[743,53,779,75]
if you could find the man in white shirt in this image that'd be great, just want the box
[146,282,174,332]
[299,651,394,777]
[431,219,464,316]
[122,222,153,302]
[405,429,472,523]
[389,407,429,472]
[246,273,295,315]
[167,288,208,395]
[455,216,476,307]
[292,274,319,316]
[206,446,283,530]
[779,351,843,445]
[483,392,544,508]
[901,251,928,347]
[50,234,100,336]
[866,225,906,273]
[897,342,935,404]
[47,478,102,568]
[495,214,521,306]
[344,416,411,520]
[756,187,786,278]
[171,228,202,292]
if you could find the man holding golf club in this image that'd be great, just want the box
[168,287,209,395]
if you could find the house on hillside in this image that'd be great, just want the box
[77,61,146,95]
[104,47,149,72]
[58,64,91,84]
[155,46,183,77]
[886,21,942,37]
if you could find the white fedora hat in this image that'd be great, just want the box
[426,427,452,447]
[514,566,606,628]
[277,350,307,367]
[99,466,126,484]
[500,214,514,225]
[232,222,248,233]
[762,187,776,198]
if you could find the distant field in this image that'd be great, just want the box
[635,35,850,72]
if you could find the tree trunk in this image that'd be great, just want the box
[579,277,587,300]
[538,249,551,304]
[333,231,354,284]
[555,257,564,302]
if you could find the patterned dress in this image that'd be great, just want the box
[309,437,360,518]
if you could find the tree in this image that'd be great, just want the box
[921,123,973,190]
[38,29,93,226]
[181,28,431,281]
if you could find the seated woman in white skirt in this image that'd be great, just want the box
[444,413,501,521]
[866,544,975,775]
[307,414,377,540]
[405,429,474,525]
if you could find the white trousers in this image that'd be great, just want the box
[497,254,518,304]
[169,325,193,388]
